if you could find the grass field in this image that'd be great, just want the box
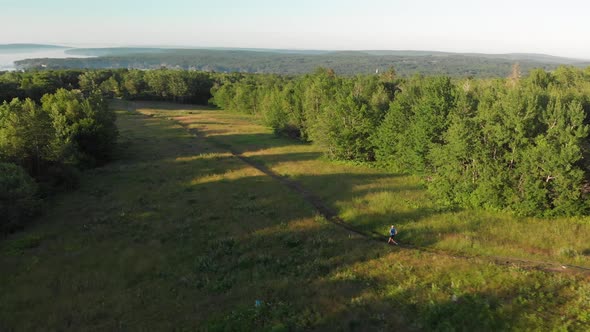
[1,101,589,331]
[139,101,590,269]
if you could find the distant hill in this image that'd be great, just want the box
[14,47,590,77]
[65,47,167,57]
[65,47,331,57]
[64,47,590,62]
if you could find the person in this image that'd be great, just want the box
[388,225,398,245]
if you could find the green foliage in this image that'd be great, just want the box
[210,66,590,215]
[41,89,118,167]
[78,70,112,95]
[428,75,590,216]
[142,69,212,103]
[0,69,214,105]
[3,66,590,219]
[211,69,395,160]
[306,77,385,160]
[374,75,457,173]
[0,162,39,232]
[260,87,293,136]
[121,69,146,98]
[0,70,83,102]
[0,98,55,175]
[0,88,117,173]
[0,86,118,232]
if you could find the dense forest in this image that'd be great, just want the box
[3,65,590,233]
[0,69,214,104]
[14,47,590,77]
[210,66,590,216]
[0,71,118,232]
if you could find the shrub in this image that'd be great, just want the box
[41,89,118,167]
[0,162,39,233]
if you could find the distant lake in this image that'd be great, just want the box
[0,48,93,70]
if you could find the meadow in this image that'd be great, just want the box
[143,101,590,269]
[1,101,588,331]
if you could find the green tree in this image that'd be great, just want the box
[374,75,457,173]
[41,89,117,167]
[0,162,39,233]
[122,70,147,98]
[0,98,55,176]
[168,71,189,102]
[145,70,170,98]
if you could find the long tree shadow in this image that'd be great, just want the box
[117,100,219,112]
[205,132,304,154]
[132,102,309,155]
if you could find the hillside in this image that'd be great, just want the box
[14,47,590,77]
[1,101,588,330]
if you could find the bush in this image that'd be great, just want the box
[0,162,39,233]
[41,89,118,168]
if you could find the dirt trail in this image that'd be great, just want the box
[153,108,590,278]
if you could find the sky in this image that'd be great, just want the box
[1,0,590,59]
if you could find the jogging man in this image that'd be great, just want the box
[388,225,398,245]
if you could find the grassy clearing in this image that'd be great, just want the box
[147,101,590,268]
[1,100,589,331]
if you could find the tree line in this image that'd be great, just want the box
[0,69,214,104]
[210,66,590,217]
[1,76,113,232]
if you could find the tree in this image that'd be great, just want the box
[514,97,589,215]
[99,76,120,98]
[78,71,111,95]
[145,70,170,98]
[0,162,39,233]
[0,98,55,176]
[122,70,147,98]
[41,89,117,167]
[374,75,457,173]
[427,73,590,216]
[306,76,385,161]
[167,71,189,102]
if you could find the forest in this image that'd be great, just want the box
[2,65,590,234]
[210,65,590,216]
[0,71,117,232]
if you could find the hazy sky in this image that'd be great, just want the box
[2,0,590,58]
